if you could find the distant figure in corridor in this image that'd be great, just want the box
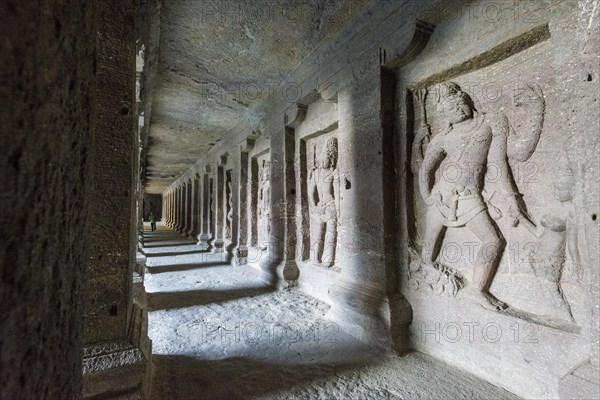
[149,212,157,231]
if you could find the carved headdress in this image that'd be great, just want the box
[321,137,338,169]
[432,81,476,112]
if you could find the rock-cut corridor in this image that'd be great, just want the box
[143,223,517,400]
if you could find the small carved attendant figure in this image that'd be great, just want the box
[418,81,544,311]
[512,164,582,322]
[309,137,340,268]
[258,160,271,250]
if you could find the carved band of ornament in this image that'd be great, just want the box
[285,103,308,129]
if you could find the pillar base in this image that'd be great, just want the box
[259,259,299,289]
[326,281,410,349]
[82,340,147,399]
[232,245,248,266]
[197,233,210,250]
[211,239,225,254]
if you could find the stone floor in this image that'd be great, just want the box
[143,224,520,400]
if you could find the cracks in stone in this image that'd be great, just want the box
[165,67,211,87]
[232,97,250,108]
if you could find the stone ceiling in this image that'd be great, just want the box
[143,0,373,193]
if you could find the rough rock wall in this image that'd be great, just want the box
[0,1,96,398]
[84,0,136,344]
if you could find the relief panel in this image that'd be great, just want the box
[403,28,585,334]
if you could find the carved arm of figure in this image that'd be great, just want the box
[264,183,271,216]
[418,132,445,205]
[411,88,431,174]
[487,113,525,225]
[333,169,340,221]
[258,186,263,218]
[507,83,545,162]
[511,210,544,238]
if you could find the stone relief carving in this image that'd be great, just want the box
[408,81,546,312]
[225,174,232,239]
[511,157,582,323]
[258,160,271,250]
[308,137,339,268]
[209,179,213,233]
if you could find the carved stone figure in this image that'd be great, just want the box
[225,179,232,239]
[309,137,339,268]
[258,160,271,250]
[512,160,582,322]
[413,81,545,311]
[208,180,213,233]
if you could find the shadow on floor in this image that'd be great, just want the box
[147,261,231,274]
[143,241,199,248]
[147,287,274,311]
[150,350,378,400]
[143,233,182,237]
[144,249,209,257]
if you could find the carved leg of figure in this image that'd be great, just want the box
[322,218,337,268]
[465,211,507,311]
[421,206,446,265]
[315,220,325,264]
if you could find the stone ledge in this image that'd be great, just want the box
[559,361,600,400]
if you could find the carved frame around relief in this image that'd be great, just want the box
[399,24,583,332]
[299,124,340,271]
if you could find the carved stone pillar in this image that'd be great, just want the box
[81,1,150,397]
[172,189,176,227]
[188,180,195,236]
[223,159,237,262]
[189,175,199,237]
[176,186,183,232]
[181,181,188,235]
[183,180,192,236]
[259,108,303,287]
[162,192,166,224]
[212,157,226,253]
[179,185,184,231]
[167,190,172,226]
[207,174,216,250]
[182,184,186,232]
[174,187,179,230]
[233,139,254,265]
[167,190,172,227]
[181,182,188,234]
[229,167,238,262]
[197,166,213,250]
[171,188,175,229]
